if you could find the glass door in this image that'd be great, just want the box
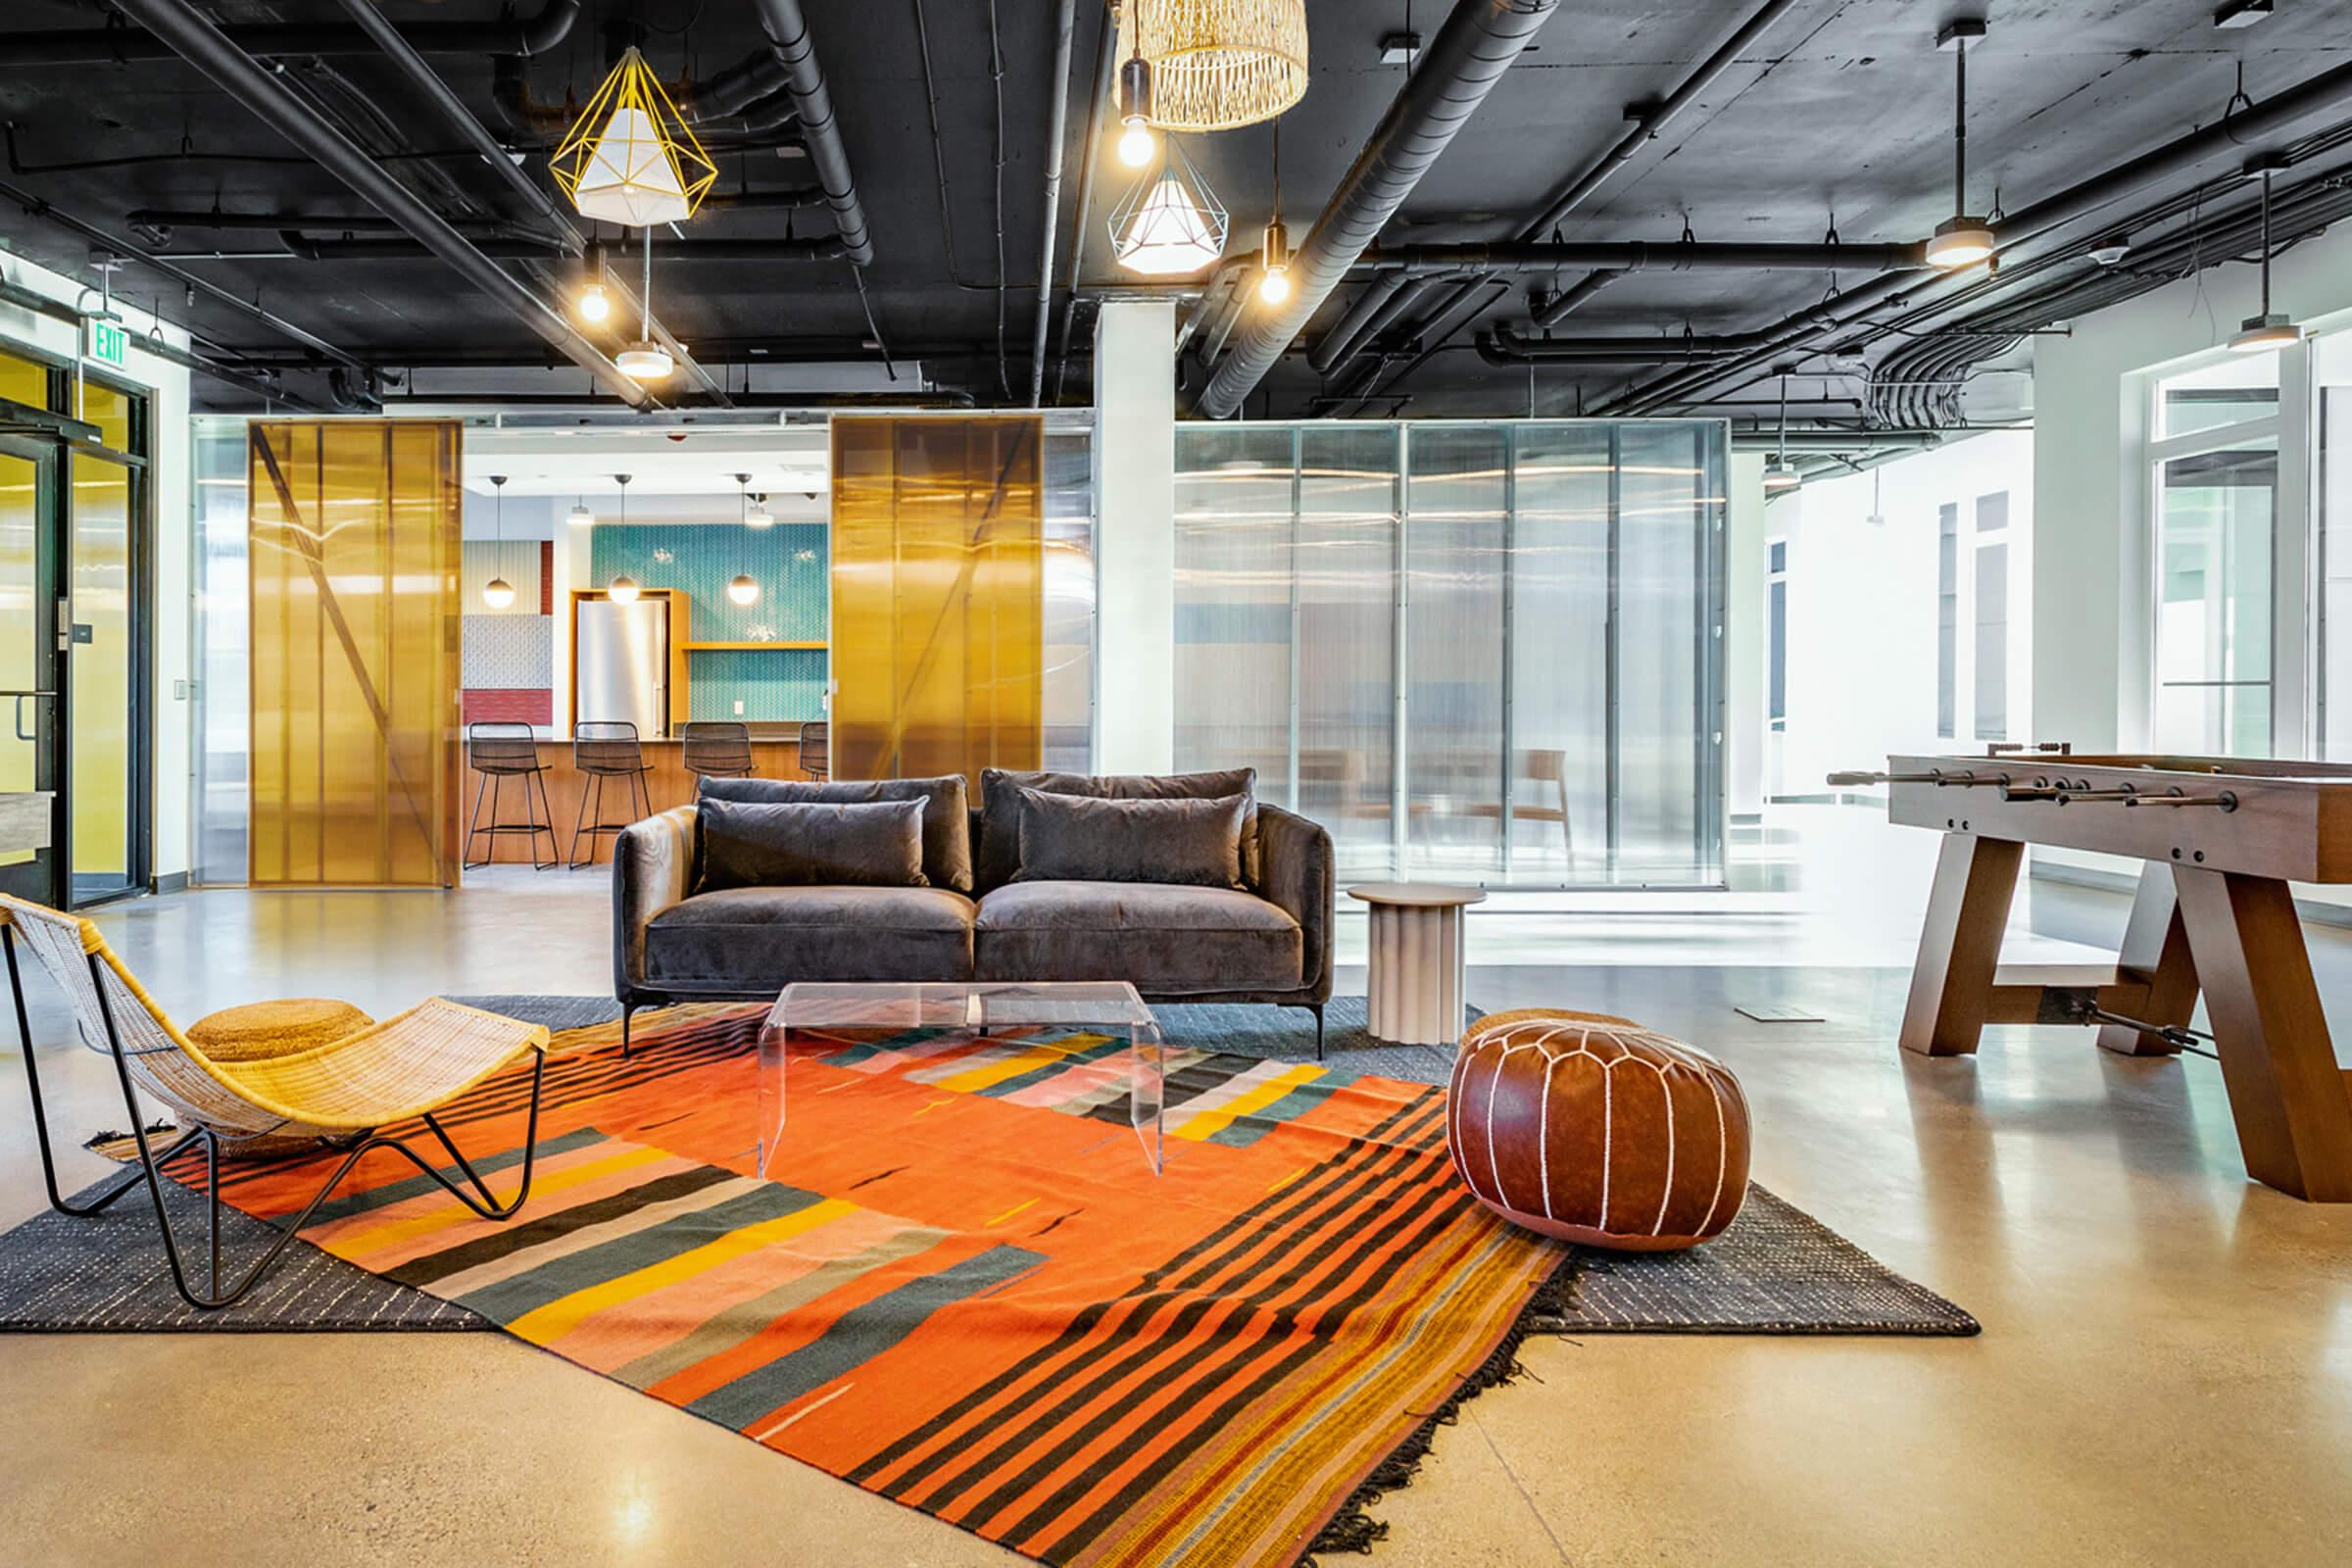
[0,437,63,906]
[68,450,138,902]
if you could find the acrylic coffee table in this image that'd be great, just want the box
[759,980,1166,1179]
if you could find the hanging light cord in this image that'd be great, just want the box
[1952,38,1969,217]
[1776,371,1790,466]
[640,230,653,341]
[2258,168,2274,317]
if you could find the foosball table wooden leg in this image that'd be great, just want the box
[2172,866,2352,1202]
[1899,833,2023,1057]
[2096,862,2200,1057]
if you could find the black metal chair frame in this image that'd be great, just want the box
[679,720,757,782]
[2,926,548,1311]
[465,721,560,871]
[568,720,657,871]
[798,719,829,782]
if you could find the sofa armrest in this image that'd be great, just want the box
[1256,804,1334,1003]
[613,806,699,1002]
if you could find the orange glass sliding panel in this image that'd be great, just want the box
[247,420,461,886]
[831,416,1043,786]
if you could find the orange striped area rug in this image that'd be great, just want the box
[183,1005,1568,1567]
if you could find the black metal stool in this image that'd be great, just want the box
[568,720,657,869]
[681,720,756,782]
[797,720,829,782]
[465,721,559,870]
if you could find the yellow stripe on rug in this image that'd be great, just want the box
[1173,1063,1323,1143]
[321,1145,678,1259]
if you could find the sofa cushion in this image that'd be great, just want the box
[700,775,973,893]
[645,886,974,989]
[977,767,1258,892]
[973,881,1301,992]
[1011,789,1249,889]
[698,798,928,892]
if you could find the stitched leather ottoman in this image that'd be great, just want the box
[1447,1008,1750,1251]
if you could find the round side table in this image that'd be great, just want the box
[1348,883,1488,1047]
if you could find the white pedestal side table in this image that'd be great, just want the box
[1348,883,1487,1047]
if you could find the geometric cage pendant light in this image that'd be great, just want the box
[1109,134,1230,277]
[1117,0,1309,132]
[550,46,716,226]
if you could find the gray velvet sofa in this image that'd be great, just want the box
[612,780,1335,1055]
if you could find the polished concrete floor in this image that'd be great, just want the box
[3,811,2350,1565]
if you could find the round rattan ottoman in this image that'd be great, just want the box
[1446,1008,1750,1251]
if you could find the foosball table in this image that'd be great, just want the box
[1831,747,2352,1201]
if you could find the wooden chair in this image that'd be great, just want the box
[568,719,657,869]
[466,720,559,870]
[680,720,756,782]
[797,720,829,781]
[0,892,549,1309]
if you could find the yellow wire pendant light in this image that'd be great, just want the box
[550,46,717,226]
[1118,0,1309,132]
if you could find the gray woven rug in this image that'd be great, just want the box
[0,995,1972,1336]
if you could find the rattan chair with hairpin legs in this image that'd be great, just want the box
[0,893,550,1310]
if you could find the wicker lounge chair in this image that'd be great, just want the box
[0,893,551,1309]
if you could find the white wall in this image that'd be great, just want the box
[1764,431,2034,798]
[0,248,194,884]
[1094,300,1176,773]
[1724,450,1767,820]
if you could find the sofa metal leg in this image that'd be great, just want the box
[1312,1004,1326,1061]
[619,1002,636,1060]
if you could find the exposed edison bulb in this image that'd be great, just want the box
[1117,119,1156,170]
[578,281,611,323]
[1259,264,1291,306]
[481,576,515,610]
[607,574,641,604]
[727,574,760,607]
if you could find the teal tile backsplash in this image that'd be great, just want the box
[590,523,829,722]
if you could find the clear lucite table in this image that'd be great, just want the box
[758,981,1166,1179]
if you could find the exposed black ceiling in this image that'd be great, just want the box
[2,0,2349,427]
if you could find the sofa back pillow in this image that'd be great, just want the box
[1010,788,1250,890]
[978,766,1256,891]
[700,774,971,893]
[697,798,929,892]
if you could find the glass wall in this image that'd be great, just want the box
[1175,419,1727,889]
[192,417,249,882]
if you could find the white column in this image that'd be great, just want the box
[1724,451,1767,818]
[1093,299,1176,774]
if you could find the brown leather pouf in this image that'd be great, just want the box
[1447,1009,1750,1251]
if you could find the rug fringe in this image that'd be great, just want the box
[1300,1257,1584,1563]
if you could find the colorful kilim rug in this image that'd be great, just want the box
[175,1004,1565,1568]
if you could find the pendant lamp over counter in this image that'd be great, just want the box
[480,474,515,609]
[606,473,639,602]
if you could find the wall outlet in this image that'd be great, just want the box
[733,700,745,716]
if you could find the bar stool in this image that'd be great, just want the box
[681,720,756,782]
[797,720,829,782]
[568,720,656,870]
[465,721,559,870]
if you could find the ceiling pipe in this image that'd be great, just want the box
[21,0,580,64]
[125,207,521,235]
[104,0,650,408]
[748,0,874,267]
[1601,55,2352,415]
[1529,267,1624,328]
[1053,4,1121,403]
[1324,0,1806,378]
[1477,328,1750,365]
[0,269,329,411]
[1029,0,1079,407]
[261,235,847,263]
[1360,239,1924,272]
[1308,270,1471,373]
[1197,0,1562,419]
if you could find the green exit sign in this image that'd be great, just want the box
[85,318,126,368]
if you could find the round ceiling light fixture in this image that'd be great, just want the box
[616,341,674,380]
[1925,20,1996,270]
[2230,159,2304,353]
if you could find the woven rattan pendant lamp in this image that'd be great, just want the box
[1117,0,1309,132]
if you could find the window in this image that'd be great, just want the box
[1974,541,2007,741]
[1936,503,1958,737]
[1767,539,1787,731]
[2155,442,2277,756]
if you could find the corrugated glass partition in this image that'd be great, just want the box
[247,419,462,887]
[831,416,1044,786]
[1174,419,1726,890]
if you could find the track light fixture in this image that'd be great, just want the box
[1925,19,1995,270]
[481,474,515,609]
[2230,158,2303,353]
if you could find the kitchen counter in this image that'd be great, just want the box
[466,736,812,868]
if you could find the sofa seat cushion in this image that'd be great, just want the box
[973,881,1300,992]
[645,886,974,989]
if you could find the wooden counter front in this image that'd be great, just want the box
[465,738,811,868]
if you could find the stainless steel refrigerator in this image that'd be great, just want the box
[574,597,669,737]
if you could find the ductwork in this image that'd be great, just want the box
[1477,328,1750,365]
[489,56,802,139]
[267,234,847,263]
[20,0,580,64]
[1195,0,1560,419]
[104,0,649,408]
[1028,0,1080,407]
[749,0,874,267]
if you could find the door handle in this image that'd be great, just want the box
[0,690,56,744]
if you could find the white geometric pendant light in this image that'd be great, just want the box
[551,47,716,227]
[1110,137,1229,277]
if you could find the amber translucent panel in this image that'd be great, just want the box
[0,450,37,869]
[831,416,1044,787]
[248,420,461,886]
[0,351,47,412]
[69,454,131,888]
[75,379,134,455]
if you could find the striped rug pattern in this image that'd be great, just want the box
[190,1004,1565,1568]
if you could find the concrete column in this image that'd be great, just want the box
[1093,299,1177,773]
[1724,451,1767,819]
